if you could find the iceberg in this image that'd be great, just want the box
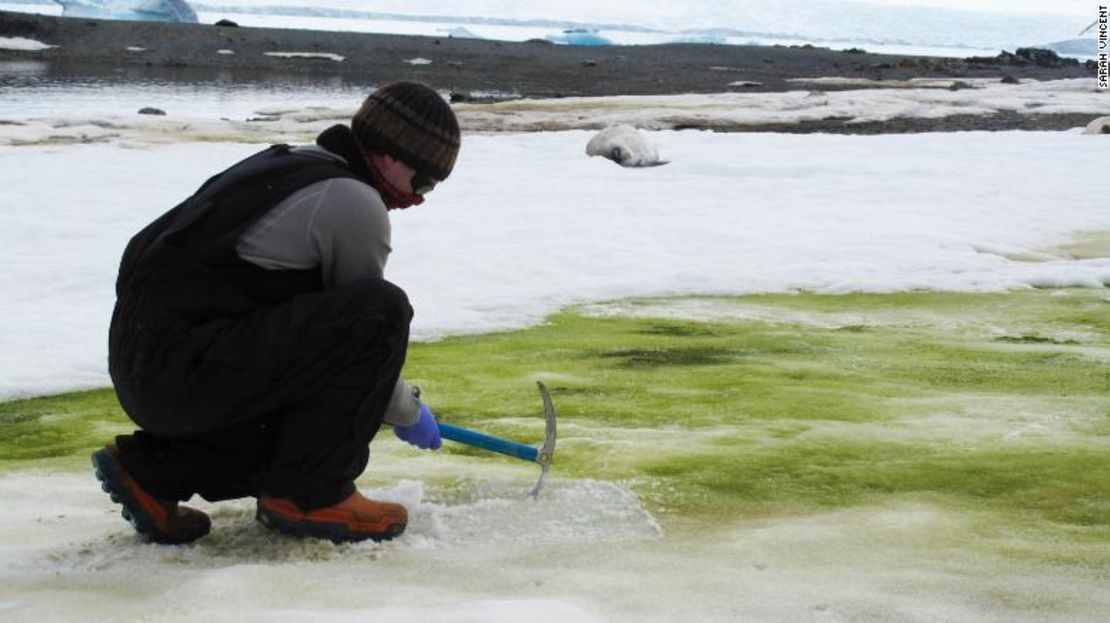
[1040,38,1098,60]
[53,0,198,23]
[546,28,612,46]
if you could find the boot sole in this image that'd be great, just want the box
[91,447,201,545]
[256,505,406,544]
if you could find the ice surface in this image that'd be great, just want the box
[0,475,657,564]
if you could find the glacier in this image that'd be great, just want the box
[53,0,196,22]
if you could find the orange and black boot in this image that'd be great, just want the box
[91,443,211,545]
[256,491,407,543]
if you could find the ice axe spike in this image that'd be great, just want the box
[437,381,557,499]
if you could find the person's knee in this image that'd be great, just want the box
[341,279,413,328]
[377,280,413,320]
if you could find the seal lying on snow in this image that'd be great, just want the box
[586,125,667,167]
[1083,116,1110,135]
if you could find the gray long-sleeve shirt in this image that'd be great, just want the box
[234,144,421,427]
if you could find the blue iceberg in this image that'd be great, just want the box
[546,28,612,46]
[1040,38,1098,60]
[54,0,198,23]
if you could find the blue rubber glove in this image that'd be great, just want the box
[394,403,442,450]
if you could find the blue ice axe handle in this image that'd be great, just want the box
[435,381,558,499]
[437,423,539,462]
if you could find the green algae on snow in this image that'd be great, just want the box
[0,388,129,468]
[2,289,1108,559]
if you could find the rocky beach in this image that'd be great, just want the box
[1,9,1102,133]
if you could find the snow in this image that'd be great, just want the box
[0,472,654,623]
[0,36,57,51]
[1,471,1108,623]
[263,51,346,61]
[2,112,1110,400]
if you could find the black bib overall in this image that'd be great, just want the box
[109,144,412,510]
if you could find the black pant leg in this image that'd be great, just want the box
[115,279,413,506]
[116,416,275,502]
[260,331,405,509]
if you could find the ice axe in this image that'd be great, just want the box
[437,381,557,499]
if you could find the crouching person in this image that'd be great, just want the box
[92,82,460,544]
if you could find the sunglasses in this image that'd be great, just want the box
[411,171,438,196]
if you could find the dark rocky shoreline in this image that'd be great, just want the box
[1,10,1102,133]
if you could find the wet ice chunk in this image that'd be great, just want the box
[379,479,662,547]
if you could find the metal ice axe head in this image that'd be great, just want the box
[436,381,558,499]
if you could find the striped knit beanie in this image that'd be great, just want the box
[351,82,461,181]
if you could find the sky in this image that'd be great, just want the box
[857,0,1093,18]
